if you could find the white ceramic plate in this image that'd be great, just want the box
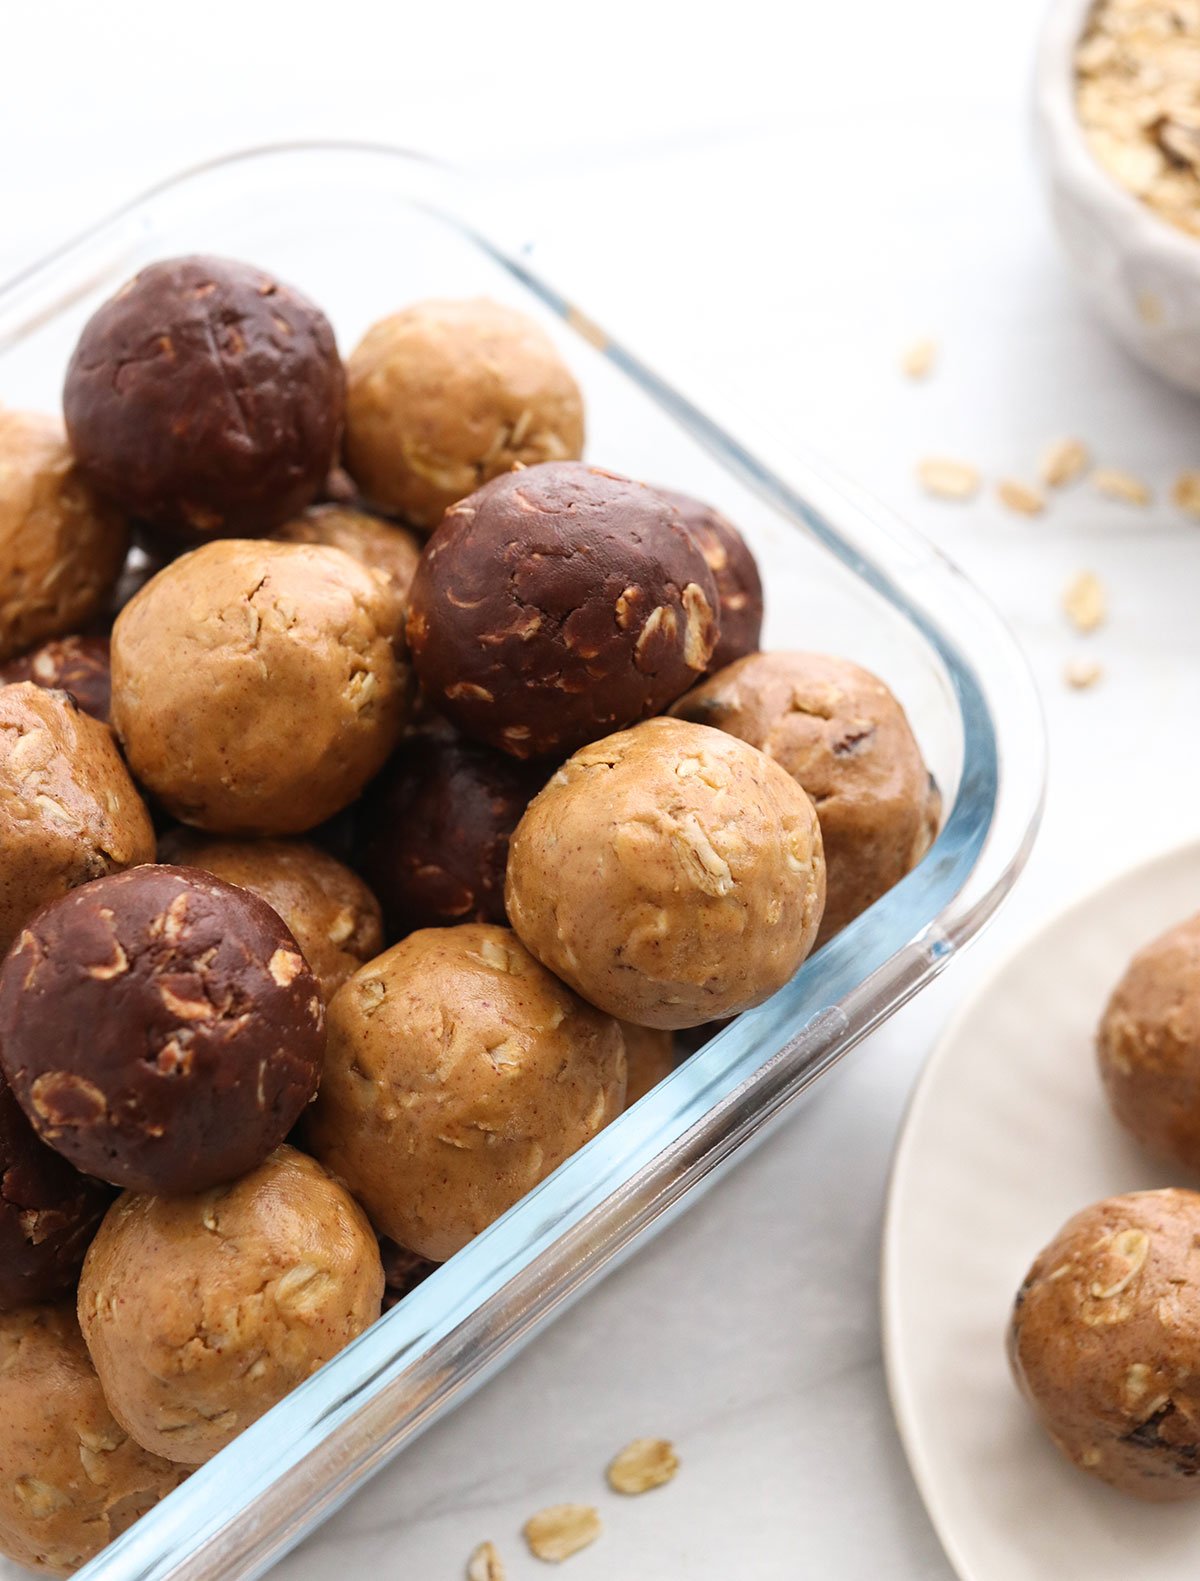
[883,840,1200,1581]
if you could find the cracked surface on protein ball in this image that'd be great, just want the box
[0,865,324,1194]
[343,298,585,527]
[0,410,128,663]
[77,1147,382,1465]
[110,539,409,834]
[505,716,826,1029]
[406,462,719,759]
[1009,1189,1200,1500]
[671,652,939,945]
[271,503,422,637]
[63,256,344,543]
[653,488,763,674]
[0,683,154,957]
[0,1303,186,1576]
[1,634,112,723]
[305,924,626,1261]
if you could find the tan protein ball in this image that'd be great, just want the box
[505,717,826,1030]
[343,298,585,527]
[158,831,384,1004]
[1009,1189,1200,1500]
[1097,914,1200,1172]
[306,924,626,1261]
[271,503,423,634]
[78,1146,383,1466]
[671,651,939,944]
[110,539,410,835]
[0,1303,185,1577]
[621,1023,678,1106]
[0,683,154,955]
[0,409,128,663]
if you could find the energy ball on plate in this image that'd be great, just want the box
[0,1072,112,1311]
[407,462,719,758]
[1098,914,1200,1171]
[0,865,324,1195]
[0,1304,185,1576]
[0,409,128,662]
[344,297,585,527]
[0,683,154,956]
[110,539,410,834]
[306,924,626,1261]
[353,732,548,936]
[671,652,939,944]
[1,634,111,722]
[505,717,825,1029]
[655,488,763,674]
[159,830,383,1004]
[621,1024,678,1106]
[271,503,422,634]
[1009,1189,1200,1500]
[77,1146,383,1465]
[63,255,343,542]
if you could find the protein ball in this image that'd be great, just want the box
[159,831,383,1004]
[0,865,324,1195]
[272,503,422,634]
[379,1238,436,1310]
[1097,914,1200,1171]
[110,539,409,834]
[1009,1189,1200,1500]
[671,652,939,944]
[78,1146,383,1465]
[655,489,763,673]
[1,634,111,722]
[63,255,343,542]
[0,684,154,956]
[407,463,719,758]
[0,410,128,661]
[306,924,626,1261]
[621,1024,678,1107]
[344,298,585,527]
[0,1304,185,1576]
[0,1072,112,1311]
[354,732,547,936]
[505,717,825,1029]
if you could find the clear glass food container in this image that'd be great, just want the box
[0,143,1044,1581]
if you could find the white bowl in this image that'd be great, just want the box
[1036,0,1200,393]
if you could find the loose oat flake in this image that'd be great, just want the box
[1063,570,1108,634]
[606,1437,680,1494]
[901,337,937,378]
[997,479,1045,517]
[523,1504,602,1563]
[467,1540,506,1581]
[1093,467,1152,506]
[1040,437,1090,488]
[917,458,980,501]
[1172,470,1200,517]
[1065,657,1104,690]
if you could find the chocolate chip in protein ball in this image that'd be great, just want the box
[63,255,344,543]
[0,634,111,722]
[0,865,324,1195]
[0,1072,112,1311]
[354,731,548,937]
[654,488,763,674]
[406,462,720,758]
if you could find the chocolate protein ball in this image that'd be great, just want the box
[407,463,719,758]
[0,1304,185,1576]
[344,298,585,527]
[0,865,324,1195]
[354,732,548,936]
[159,831,383,1004]
[506,717,826,1029]
[78,1146,383,1465]
[0,410,128,662]
[272,503,422,634]
[655,489,763,673]
[307,924,626,1261]
[63,255,343,542]
[671,652,939,944]
[110,539,410,834]
[621,1024,678,1107]
[0,683,154,956]
[379,1238,436,1311]
[1097,914,1200,1171]
[1009,1189,1200,1500]
[0,634,111,722]
[0,1072,112,1311]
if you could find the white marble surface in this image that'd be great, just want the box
[6,1,1200,1575]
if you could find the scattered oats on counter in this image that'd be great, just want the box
[901,337,937,379]
[917,457,981,500]
[523,1504,602,1564]
[1093,466,1152,505]
[1063,570,1108,633]
[1040,437,1090,488]
[1172,469,1200,516]
[467,1540,506,1581]
[1065,657,1105,689]
[996,479,1045,517]
[606,1437,680,1495]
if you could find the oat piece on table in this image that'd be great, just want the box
[1093,467,1151,506]
[917,457,980,501]
[997,479,1045,517]
[607,1437,680,1494]
[523,1504,602,1563]
[467,1539,506,1580]
[1039,438,1089,489]
[1062,570,1107,634]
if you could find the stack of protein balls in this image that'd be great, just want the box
[0,255,939,1572]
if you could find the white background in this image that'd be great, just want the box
[5,1,1200,1575]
